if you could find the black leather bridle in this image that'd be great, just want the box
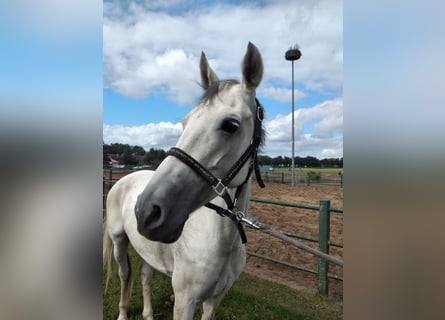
[166,98,265,243]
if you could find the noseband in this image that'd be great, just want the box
[166,98,265,243]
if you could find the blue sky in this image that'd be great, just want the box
[103,0,343,158]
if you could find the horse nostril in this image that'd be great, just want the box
[144,204,162,228]
[151,205,162,220]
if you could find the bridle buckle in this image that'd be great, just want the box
[212,180,227,197]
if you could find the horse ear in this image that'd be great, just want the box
[241,42,263,92]
[200,52,219,90]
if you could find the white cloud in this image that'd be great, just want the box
[262,99,343,158]
[259,86,305,103]
[262,134,343,159]
[103,0,342,104]
[103,122,183,151]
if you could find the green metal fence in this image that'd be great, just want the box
[248,197,343,296]
[257,170,343,187]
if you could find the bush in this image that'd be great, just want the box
[307,171,321,182]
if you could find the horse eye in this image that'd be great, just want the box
[221,118,240,133]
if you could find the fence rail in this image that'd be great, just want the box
[256,170,343,187]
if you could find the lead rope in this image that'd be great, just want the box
[243,218,344,267]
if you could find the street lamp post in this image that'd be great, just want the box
[285,45,301,186]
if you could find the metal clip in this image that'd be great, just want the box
[240,216,260,229]
[231,207,260,229]
[257,105,264,122]
[231,207,245,221]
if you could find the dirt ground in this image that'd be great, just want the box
[245,182,343,303]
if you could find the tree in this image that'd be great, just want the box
[144,148,167,166]
[132,145,146,156]
[121,150,137,166]
[271,156,291,167]
[103,141,343,169]
[103,142,111,167]
[257,155,272,166]
[107,143,132,155]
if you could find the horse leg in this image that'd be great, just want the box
[140,261,154,320]
[201,292,226,320]
[113,235,132,320]
[172,293,196,320]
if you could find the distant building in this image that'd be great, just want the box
[108,155,124,168]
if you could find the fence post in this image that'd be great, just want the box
[318,199,331,296]
[281,172,284,184]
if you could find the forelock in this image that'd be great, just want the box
[199,79,240,105]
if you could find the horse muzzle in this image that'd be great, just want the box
[135,202,187,243]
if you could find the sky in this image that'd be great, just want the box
[103,0,343,159]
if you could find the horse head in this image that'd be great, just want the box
[135,42,264,243]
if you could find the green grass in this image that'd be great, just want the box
[103,247,342,320]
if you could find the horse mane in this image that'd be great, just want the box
[256,99,266,151]
[199,79,240,104]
